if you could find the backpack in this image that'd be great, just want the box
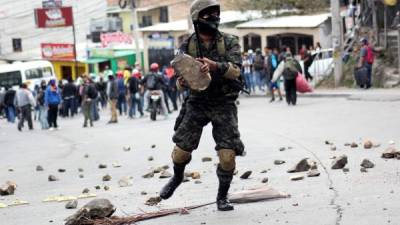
[146,74,157,90]
[365,46,374,64]
[253,54,264,71]
[283,58,300,80]
[87,85,98,99]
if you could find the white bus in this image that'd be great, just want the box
[0,60,57,90]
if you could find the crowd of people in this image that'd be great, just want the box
[0,62,184,131]
[240,44,319,103]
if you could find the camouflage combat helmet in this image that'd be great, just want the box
[190,0,220,22]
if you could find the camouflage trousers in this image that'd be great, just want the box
[172,100,245,156]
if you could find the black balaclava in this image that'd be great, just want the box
[197,6,220,36]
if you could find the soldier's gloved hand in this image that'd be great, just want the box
[197,57,217,72]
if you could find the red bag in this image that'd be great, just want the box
[296,73,313,93]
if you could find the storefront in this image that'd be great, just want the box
[51,61,88,81]
[88,48,144,74]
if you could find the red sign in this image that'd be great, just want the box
[100,32,133,47]
[35,7,73,28]
[41,43,75,61]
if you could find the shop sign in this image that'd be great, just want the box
[90,48,115,58]
[100,32,133,48]
[148,38,174,49]
[35,7,73,28]
[41,43,75,61]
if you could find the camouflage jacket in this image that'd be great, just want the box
[179,32,242,101]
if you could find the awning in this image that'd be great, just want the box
[80,58,109,64]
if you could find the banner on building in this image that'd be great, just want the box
[41,43,75,61]
[35,7,73,28]
[100,32,133,48]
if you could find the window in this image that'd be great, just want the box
[25,67,53,79]
[0,71,22,87]
[141,15,152,27]
[42,67,53,77]
[159,7,168,23]
[12,38,22,52]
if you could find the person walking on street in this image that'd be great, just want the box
[128,70,143,118]
[97,76,108,109]
[303,46,314,82]
[62,78,77,117]
[167,68,179,111]
[359,38,374,89]
[4,86,17,123]
[253,48,265,92]
[272,53,302,105]
[36,81,49,130]
[160,0,245,211]
[0,87,6,118]
[16,83,36,131]
[107,75,119,124]
[242,53,254,93]
[45,79,62,130]
[267,48,283,102]
[116,72,127,116]
[82,76,97,127]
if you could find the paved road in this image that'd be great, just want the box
[0,94,399,225]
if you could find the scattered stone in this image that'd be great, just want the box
[194,180,202,184]
[151,144,156,149]
[360,159,375,169]
[274,160,286,165]
[118,177,133,187]
[104,186,110,191]
[183,177,190,183]
[145,196,161,206]
[78,168,84,172]
[373,143,381,148]
[184,172,192,178]
[364,140,373,149]
[382,147,398,159]
[142,171,155,179]
[279,147,286,151]
[148,156,154,161]
[153,167,163,173]
[159,171,172,179]
[344,143,351,146]
[342,168,350,173]
[260,170,268,173]
[191,172,201,180]
[65,200,78,209]
[84,154,89,158]
[161,165,170,170]
[95,185,101,190]
[292,203,299,207]
[36,165,44,171]
[233,169,239,175]
[123,146,131,151]
[240,171,252,179]
[0,181,17,196]
[82,188,90,194]
[141,191,147,195]
[48,175,58,182]
[350,142,358,148]
[325,140,333,145]
[290,175,304,181]
[102,174,112,182]
[79,174,84,179]
[65,199,115,225]
[112,162,121,168]
[58,168,66,173]
[330,146,337,151]
[307,169,321,177]
[261,177,269,183]
[288,146,293,150]
[8,168,14,172]
[202,157,212,162]
[331,155,348,169]
[360,167,368,173]
[98,164,107,169]
[287,158,315,173]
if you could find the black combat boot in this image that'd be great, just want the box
[160,162,186,199]
[216,166,234,211]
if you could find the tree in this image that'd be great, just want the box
[226,0,328,16]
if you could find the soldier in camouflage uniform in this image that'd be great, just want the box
[160,0,244,211]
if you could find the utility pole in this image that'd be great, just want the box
[371,0,378,44]
[331,0,343,87]
[130,0,141,67]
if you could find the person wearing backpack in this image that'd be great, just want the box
[272,53,302,105]
[36,80,49,130]
[359,38,374,89]
[253,48,265,92]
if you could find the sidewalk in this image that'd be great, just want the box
[242,88,400,102]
